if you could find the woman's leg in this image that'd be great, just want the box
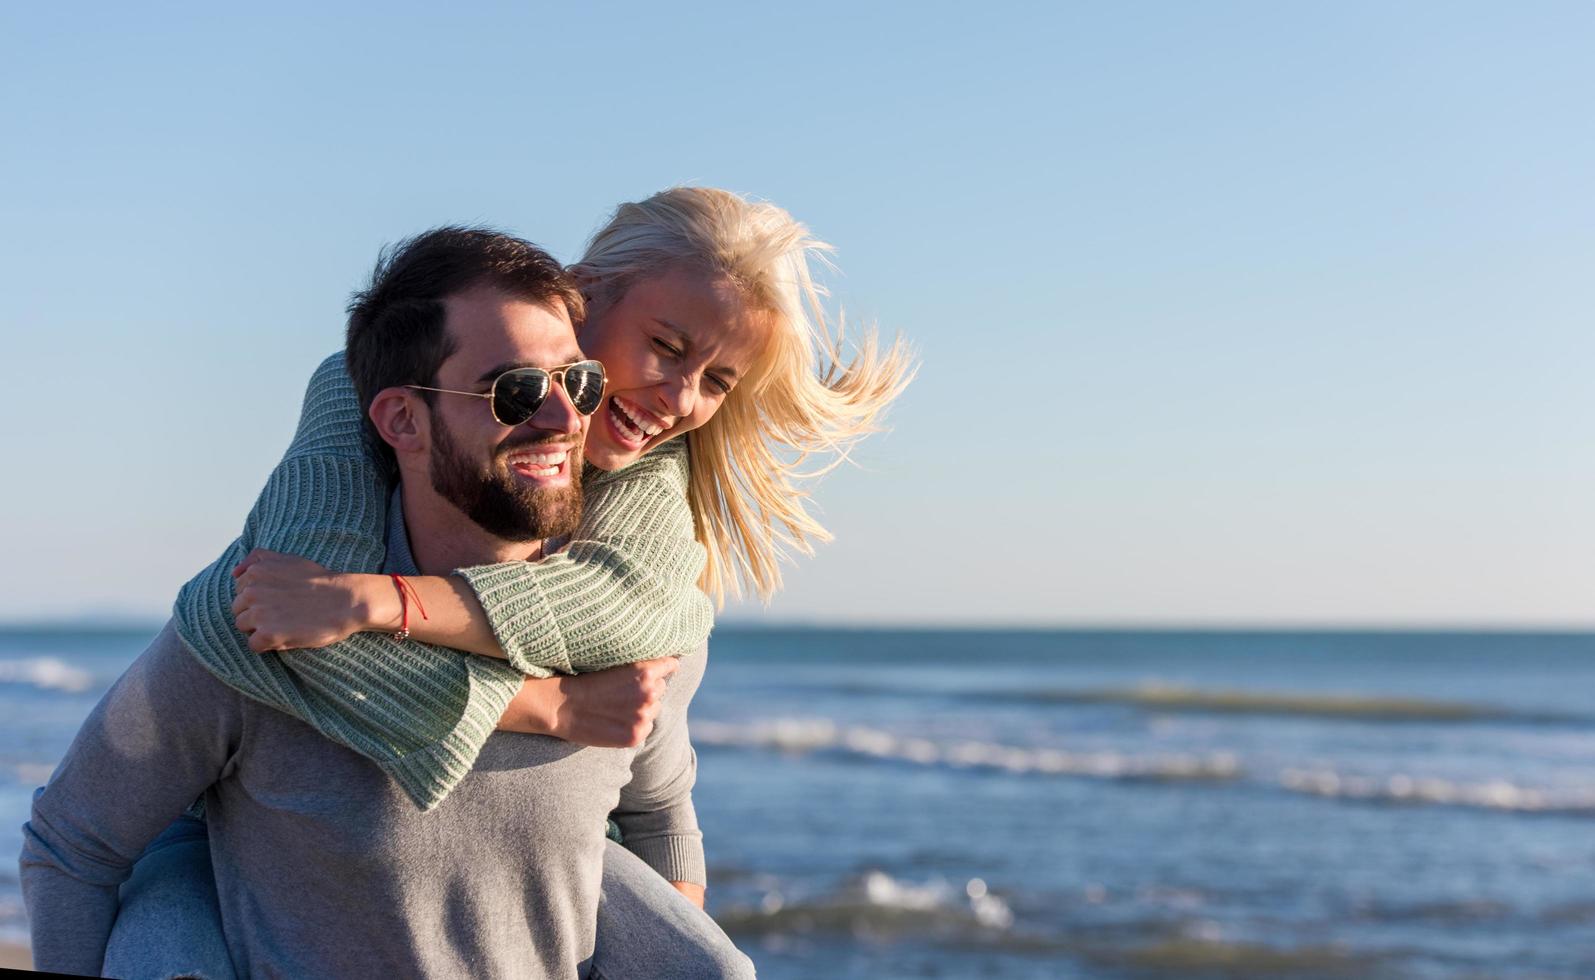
[102,815,236,980]
[587,839,755,980]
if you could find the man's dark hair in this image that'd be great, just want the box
[344,227,585,461]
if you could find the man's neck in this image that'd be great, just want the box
[398,480,543,575]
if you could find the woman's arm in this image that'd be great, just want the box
[224,550,690,744]
[311,439,715,676]
[226,438,715,677]
[227,552,504,659]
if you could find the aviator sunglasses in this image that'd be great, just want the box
[407,360,607,426]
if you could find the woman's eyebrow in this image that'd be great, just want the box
[651,318,687,340]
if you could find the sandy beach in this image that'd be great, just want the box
[0,942,30,970]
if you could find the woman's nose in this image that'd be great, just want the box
[659,375,697,420]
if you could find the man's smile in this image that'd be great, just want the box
[503,444,576,486]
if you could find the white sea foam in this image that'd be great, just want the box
[860,870,1016,930]
[693,719,1242,782]
[696,718,1595,817]
[1278,768,1595,814]
[718,869,1014,938]
[0,657,94,694]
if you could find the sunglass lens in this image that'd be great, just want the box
[563,361,606,415]
[492,370,552,425]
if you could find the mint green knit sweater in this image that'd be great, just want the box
[174,353,714,810]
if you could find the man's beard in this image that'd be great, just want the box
[428,414,583,543]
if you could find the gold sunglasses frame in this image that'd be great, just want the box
[406,360,607,426]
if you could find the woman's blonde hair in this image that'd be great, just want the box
[571,187,916,606]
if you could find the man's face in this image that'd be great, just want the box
[425,285,587,542]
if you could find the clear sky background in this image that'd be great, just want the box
[2,2,1591,627]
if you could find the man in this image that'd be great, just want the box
[21,229,751,978]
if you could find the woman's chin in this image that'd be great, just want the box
[582,437,640,472]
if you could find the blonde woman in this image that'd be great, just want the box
[104,188,914,977]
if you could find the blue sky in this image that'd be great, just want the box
[2,2,1591,626]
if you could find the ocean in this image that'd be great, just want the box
[4,626,1595,978]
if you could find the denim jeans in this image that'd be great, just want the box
[584,842,756,980]
[103,817,754,979]
[105,816,232,980]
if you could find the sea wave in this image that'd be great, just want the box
[0,657,94,694]
[697,717,1595,817]
[717,870,1014,941]
[693,719,1242,782]
[717,872,1378,974]
[990,684,1578,724]
[1278,768,1595,815]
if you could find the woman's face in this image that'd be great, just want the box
[578,266,770,471]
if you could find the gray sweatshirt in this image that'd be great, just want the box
[20,498,706,978]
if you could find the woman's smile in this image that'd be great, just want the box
[604,394,670,450]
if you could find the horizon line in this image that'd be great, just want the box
[2,615,1592,637]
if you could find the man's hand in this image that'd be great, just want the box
[671,881,706,910]
[231,549,373,653]
[498,659,680,746]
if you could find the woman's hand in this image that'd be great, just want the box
[499,659,680,746]
[231,549,382,653]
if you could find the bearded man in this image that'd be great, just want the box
[20,229,751,979]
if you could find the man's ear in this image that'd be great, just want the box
[369,387,428,454]
[573,271,613,334]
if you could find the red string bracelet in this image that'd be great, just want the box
[390,574,429,642]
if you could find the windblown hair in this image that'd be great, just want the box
[345,226,584,466]
[571,188,917,605]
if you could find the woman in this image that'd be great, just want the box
[107,187,914,977]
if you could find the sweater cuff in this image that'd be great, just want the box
[452,564,572,676]
[624,834,707,887]
[381,655,526,811]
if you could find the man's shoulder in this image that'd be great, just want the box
[57,619,248,784]
[130,620,246,707]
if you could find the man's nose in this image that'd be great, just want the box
[528,383,583,436]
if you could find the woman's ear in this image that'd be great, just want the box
[369,387,428,454]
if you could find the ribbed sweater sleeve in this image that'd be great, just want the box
[455,438,714,676]
[173,353,526,810]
